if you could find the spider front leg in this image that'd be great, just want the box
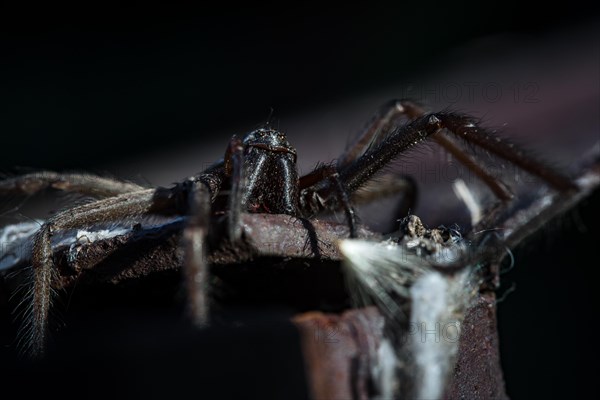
[299,165,358,237]
[0,171,144,198]
[382,100,518,200]
[341,100,514,201]
[335,100,420,212]
[297,101,424,235]
[224,136,245,241]
[338,108,576,197]
[182,136,243,327]
[25,188,176,358]
[433,112,577,192]
[182,179,213,328]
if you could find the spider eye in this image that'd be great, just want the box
[278,134,285,140]
[257,131,265,138]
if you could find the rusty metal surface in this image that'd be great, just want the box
[445,292,508,400]
[293,293,509,400]
[1,213,379,291]
[11,173,600,398]
[210,213,380,264]
[293,307,385,400]
[0,210,510,399]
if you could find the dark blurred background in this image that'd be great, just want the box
[1,4,599,399]
[1,5,597,171]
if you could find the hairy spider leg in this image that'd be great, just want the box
[182,136,245,327]
[299,103,433,236]
[298,164,358,237]
[182,179,213,328]
[345,100,515,201]
[437,113,576,192]
[350,175,418,230]
[334,100,419,214]
[380,100,516,200]
[337,99,408,169]
[391,100,575,193]
[299,102,440,236]
[25,188,178,358]
[335,104,576,201]
[0,171,144,198]
[224,136,245,241]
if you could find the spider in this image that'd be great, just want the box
[0,99,576,359]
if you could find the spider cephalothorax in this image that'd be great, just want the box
[0,99,577,358]
[239,128,299,215]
